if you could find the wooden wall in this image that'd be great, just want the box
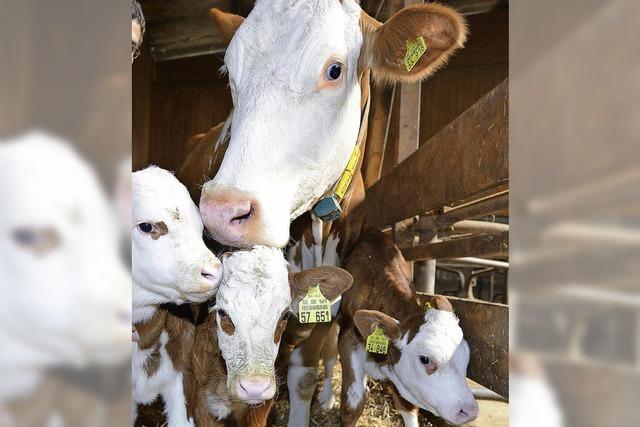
[133,53,232,172]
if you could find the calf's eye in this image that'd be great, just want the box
[138,223,155,233]
[419,355,431,365]
[324,62,343,81]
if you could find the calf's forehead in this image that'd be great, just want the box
[218,246,290,314]
[412,310,464,360]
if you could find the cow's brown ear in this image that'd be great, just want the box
[431,295,454,312]
[354,309,402,341]
[361,3,467,84]
[289,266,353,303]
[209,8,245,46]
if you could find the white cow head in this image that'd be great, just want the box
[132,167,222,314]
[213,246,352,404]
[0,132,130,379]
[200,1,467,247]
[354,296,478,425]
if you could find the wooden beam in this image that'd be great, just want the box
[417,294,509,397]
[401,231,508,261]
[365,78,508,229]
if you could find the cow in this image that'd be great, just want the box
[132,166,223,427]
[337,229,478,426]
[188,246,353,426]
[0,132,131,413]
[176,1,467,424]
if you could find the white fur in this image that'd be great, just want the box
[132,167,221,425]
[317,355,337,411]
[347,343,368,409]
[398,410,419,427]
[206,395,232,421]
[203,0,365,247]
[214,246,290,400]
[0,132,130,402]
[287,348,315,427]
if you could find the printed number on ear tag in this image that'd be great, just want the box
[404,36,427,72]
[365,326,389,354]
[298,284,331,324]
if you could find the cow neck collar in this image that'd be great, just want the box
[311,69,371,223]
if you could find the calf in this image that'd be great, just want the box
[337,230,478,426]
[189,246,353,427]
[132,166,223,426]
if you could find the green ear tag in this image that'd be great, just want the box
[404,36,427,72]
[365,326,389,354]
[298,284,331,324]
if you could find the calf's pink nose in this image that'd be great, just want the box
[235,377,274,402]
[455,399,479,424]
[200,262,222,288]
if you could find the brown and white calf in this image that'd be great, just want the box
[336,230,478,426]
[188,247,353,427]
[289,231,478,426]
[132,167,223,427]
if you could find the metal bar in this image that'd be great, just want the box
[450,219,509,234]
[447,257,509,269]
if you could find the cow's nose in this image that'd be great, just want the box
[455,399,479,424]
[200,259,222,288]
[200,190,257,247]
[235,377,274,403]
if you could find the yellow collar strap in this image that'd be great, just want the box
[312,89,371,222]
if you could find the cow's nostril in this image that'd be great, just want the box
[231,205,253,224]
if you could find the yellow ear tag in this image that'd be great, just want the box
[298,284,331,324]
[404,36,427,72]
[365,326,389,354]
[425,301,433,310]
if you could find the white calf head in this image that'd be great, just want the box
[132,167,222,307]
[0,131,130,368]
[213,246,352,404]
[354,296,478,425]
[200,1,467,247]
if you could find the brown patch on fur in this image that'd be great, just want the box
[217,310,235,335]
[390,385,419,415]
[177,121,228,203]
[209,8,244,46]
[274,309,289,343]
[432,294,454,312]
[149,221,168,240]
[338,329,367,427]
[362,3,467,85]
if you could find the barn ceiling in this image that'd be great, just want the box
[139,0,507,61]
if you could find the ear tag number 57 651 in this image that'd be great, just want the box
[298,284,331,324]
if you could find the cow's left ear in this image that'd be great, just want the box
[209,8,245,46]
[354,309,402,341]
[289,266,353,303]
[360,3,467,84]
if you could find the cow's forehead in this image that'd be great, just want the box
[229,0,361,62]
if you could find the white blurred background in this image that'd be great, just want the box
[511,0,639,426]
[0,1,131,426]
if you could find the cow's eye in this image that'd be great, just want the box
[218,309,228,318]
[324,62,343,81]
[138,223,155,233]
[419,355,431,365]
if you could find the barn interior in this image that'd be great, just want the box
[134,1,509,426]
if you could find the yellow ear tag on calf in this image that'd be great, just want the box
[298,284,332,324]
[365,326,389,354]
[425,301,433,310]
[404,36,427,72]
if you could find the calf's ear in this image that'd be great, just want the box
[354,309,402,341]
[209,8,245,46]
[431,295,454,312]
[360,3,467,84]
[289,266,353,303]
